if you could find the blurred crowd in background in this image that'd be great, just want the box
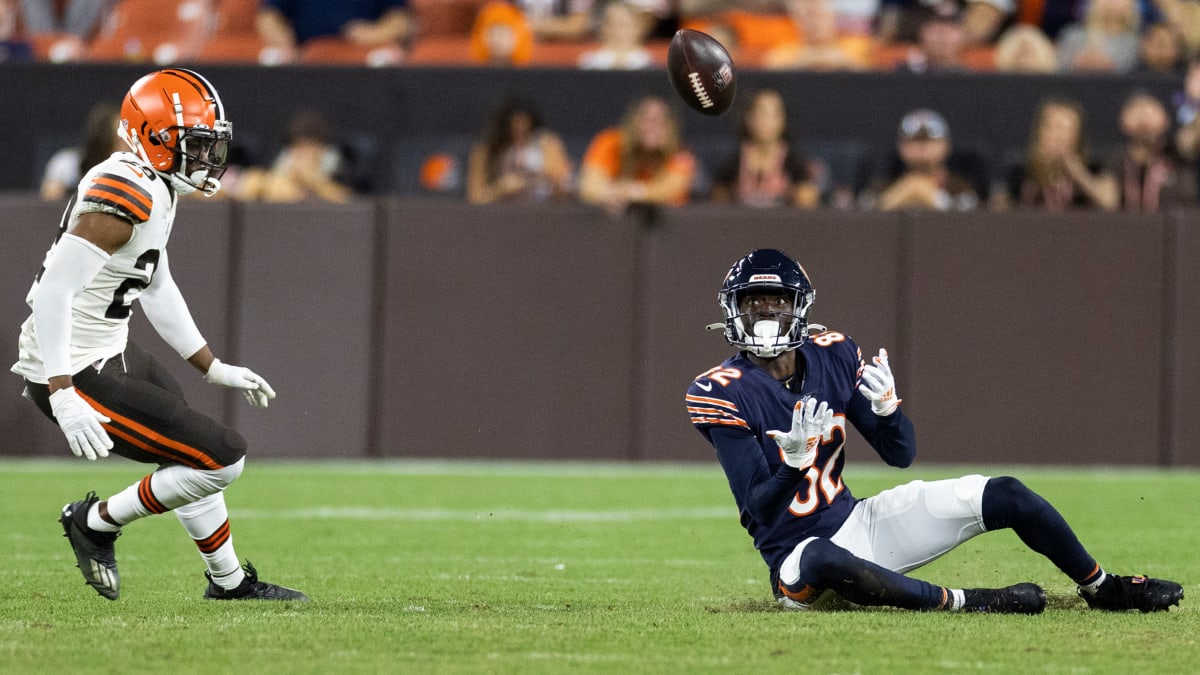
[7,0,1200,213]
[3,0,1198,72]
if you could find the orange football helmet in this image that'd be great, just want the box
[119,68,232,196]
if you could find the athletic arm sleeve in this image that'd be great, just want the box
[139,249,207,359]
[710,426,804,525]
[32,233,111,378]
[847,390,916,467]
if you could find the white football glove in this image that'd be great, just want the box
[49,387,113,461]
[204,358,277,408]
[767,398,833,470]
[858,348,901,416]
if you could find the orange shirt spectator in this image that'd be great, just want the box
[579,96,696,212]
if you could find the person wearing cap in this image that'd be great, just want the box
[897,3,969,72]
[867,109,979,211]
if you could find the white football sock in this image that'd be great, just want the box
[947,588,966,611]
[1080,571,1108,595]
[175,492,245,589]
[86,502,121,532]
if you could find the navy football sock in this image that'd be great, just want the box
[981,476,1099,584]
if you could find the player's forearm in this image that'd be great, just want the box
[140,256,207,359]
[712,428,804,524]
[849,395,916,467]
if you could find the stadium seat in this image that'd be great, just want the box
[406,35,475,65]
[410,0,491,37]
[26,32,85,63]
[86,0,214,63]
[197,0,270,63]
[298,37,403,66]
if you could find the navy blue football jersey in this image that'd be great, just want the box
[686,330,916,576]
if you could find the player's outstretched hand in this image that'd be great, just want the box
[204,358,277,408]
[859,347,901,416]
[767,397,831,470]
[49,387,113,460]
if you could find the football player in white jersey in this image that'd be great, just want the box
[12,69,306,601]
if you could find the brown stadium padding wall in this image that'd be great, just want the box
[0,64,1197,466]
[2,195,1197,466]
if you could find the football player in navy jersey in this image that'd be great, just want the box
[686,248,1183,613]
[13,69,306,602]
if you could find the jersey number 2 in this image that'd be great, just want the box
[105,249,160,319]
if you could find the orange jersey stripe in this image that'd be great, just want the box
[91,175,152,210]
[685,406,747,424]
[77,391,221,470]
[83,185,152,222]
[690,416,750,429]
[684,394,738,411]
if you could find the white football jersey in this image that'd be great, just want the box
[12,152,177,383]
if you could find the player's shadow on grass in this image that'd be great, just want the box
[706,592,1082,613]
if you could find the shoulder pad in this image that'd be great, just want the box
[80,161,156,224]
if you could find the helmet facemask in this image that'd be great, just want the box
[721,285,815,358]
[169,120,232,196]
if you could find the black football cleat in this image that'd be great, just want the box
[60,491,121,600]
[962,583,1046,614]
[1080,574,1184,613]
[204,561,309,601]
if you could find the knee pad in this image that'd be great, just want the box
[982,475,1035,530]
[797,538,855,585]
[209,457,245,489]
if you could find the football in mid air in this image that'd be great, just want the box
[667,29,736,117]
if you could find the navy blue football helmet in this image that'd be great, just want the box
[718,249,815,357]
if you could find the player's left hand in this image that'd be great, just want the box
[204,358,277,408]
[858,347,901,416]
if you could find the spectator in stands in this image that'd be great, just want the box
[515,0,595,42]
[1,0,32,62]
[711,89,819,207]
[466,98,573,204]
[1002,97,1119,211]
[235,111,351,204]
[876,0,962,44]
[1173,57,1200,197]
[862,109,979,211]
[1134,21,1186,74]
[762,0,870,71]
[1055,0,1140,73]
[255,0,412,62]
[19,0,108,39]
[39,103,123,202]
[470,1,534,66]
[579,95,696,213]
[578,0,654,69]
[677,0,797,60]
[993,24,1058,73]
[955,0,1080,44]
[897,3,970,72]
[1109,91,1197,211]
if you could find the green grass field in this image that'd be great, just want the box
[1,459,1196,674]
